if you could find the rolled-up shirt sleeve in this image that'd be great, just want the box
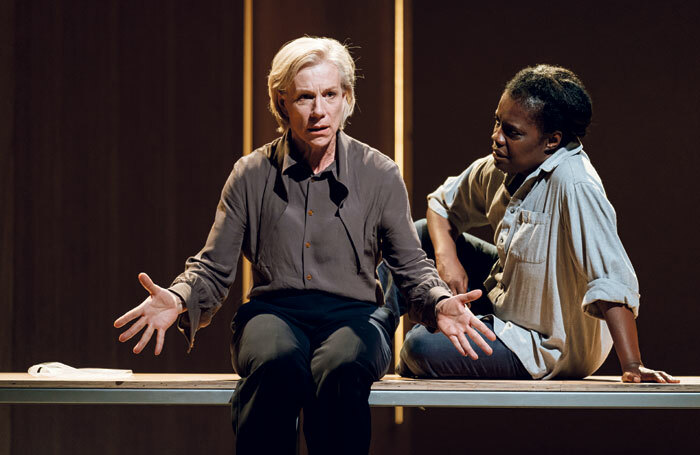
[427,157,492,232]
[169,160,248,352]
[562,180,640,319]
[379,163,451,330]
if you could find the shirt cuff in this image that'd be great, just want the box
[422,286,452,331]
[582,277,640,319]
[168,282,200,353]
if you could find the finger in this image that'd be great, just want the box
[622,372,641,383]
[659,371,680,383]
[114,305,144,328]
[649,371,666,383]
[653,371,671,384]
[133,324,155,354]
[457,332,478,359]
[465,325,493,356]
[138,272,160,295]
[456,278,468,296]
[456,289,483,304]
[155,329,165,356]
[447,334,466,356]
[118,316,147,342]
[471,316,497,342]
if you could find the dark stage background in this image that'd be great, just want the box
[2,1,699,453]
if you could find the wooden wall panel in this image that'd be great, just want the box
[0,0,15,452]
[10,1,243,453]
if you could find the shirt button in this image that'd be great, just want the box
[305,242,311,248]
[509,208,515,213]
[308,210,313,216]
[306,274,312,281]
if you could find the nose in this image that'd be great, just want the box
[311,97,325,118]
[491,124,505,146]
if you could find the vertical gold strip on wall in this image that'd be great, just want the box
[241,0,253,301]
[394,0,405,426]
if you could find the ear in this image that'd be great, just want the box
[544,131,562,153]
[277,93,288,116]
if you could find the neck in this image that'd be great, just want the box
[291,133,337,174]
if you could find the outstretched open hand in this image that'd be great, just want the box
[436,290,497,359]
[114,273,184,355]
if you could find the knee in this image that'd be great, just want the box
[399,327,444,376]
[241,343,310,390]
[313,349,379,399]
[402,329,435,361]
[315,362,372,402]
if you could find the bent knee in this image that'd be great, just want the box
[235,340,309,382]
[399,329,450,377]
[314,362,373,400]
[402,328,447,360]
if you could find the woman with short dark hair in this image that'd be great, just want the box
[394,64,676,382]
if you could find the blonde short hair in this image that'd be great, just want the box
[268,36,356,132]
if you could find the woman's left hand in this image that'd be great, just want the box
[435,290,496,359]
[621,364,679,383]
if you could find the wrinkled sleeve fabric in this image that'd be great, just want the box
[562,180,640,319]
[168,160,248,352]
[379,163,451,330]
[427,157,491,231]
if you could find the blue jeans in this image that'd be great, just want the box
[378,219,530,379]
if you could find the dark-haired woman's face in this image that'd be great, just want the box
[491,93,556,176]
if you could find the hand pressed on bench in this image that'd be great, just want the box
[596,301,678,384]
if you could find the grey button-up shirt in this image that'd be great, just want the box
[428,143,639,379]
[171,131,451,350]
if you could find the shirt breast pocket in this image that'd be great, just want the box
[508,210,550,264]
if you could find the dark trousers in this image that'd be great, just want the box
[379,218,529,379]
[230,292,392,454]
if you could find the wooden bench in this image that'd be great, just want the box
[2,373,699,409]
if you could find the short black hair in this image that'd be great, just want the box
[505,64,592,144]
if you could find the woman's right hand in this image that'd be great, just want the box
[114,273,185,355]
[436,254,469,296]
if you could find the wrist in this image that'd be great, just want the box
[621,360,643,372]
[433,295,451,318]
[168,290,187,314]
[435,249,460,267]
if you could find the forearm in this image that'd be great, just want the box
[596,300,642,370]
[426,208,460,262]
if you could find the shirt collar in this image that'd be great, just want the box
[523,141,583,181]
[279,130,349,186]
[502,141,583,195]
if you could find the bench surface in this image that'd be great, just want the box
[2,373,699,409]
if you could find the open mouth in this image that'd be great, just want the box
[308,126,329,133]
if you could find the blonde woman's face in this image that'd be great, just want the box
[280,61,346,155]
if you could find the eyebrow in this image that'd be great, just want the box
[294,84,341,93]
